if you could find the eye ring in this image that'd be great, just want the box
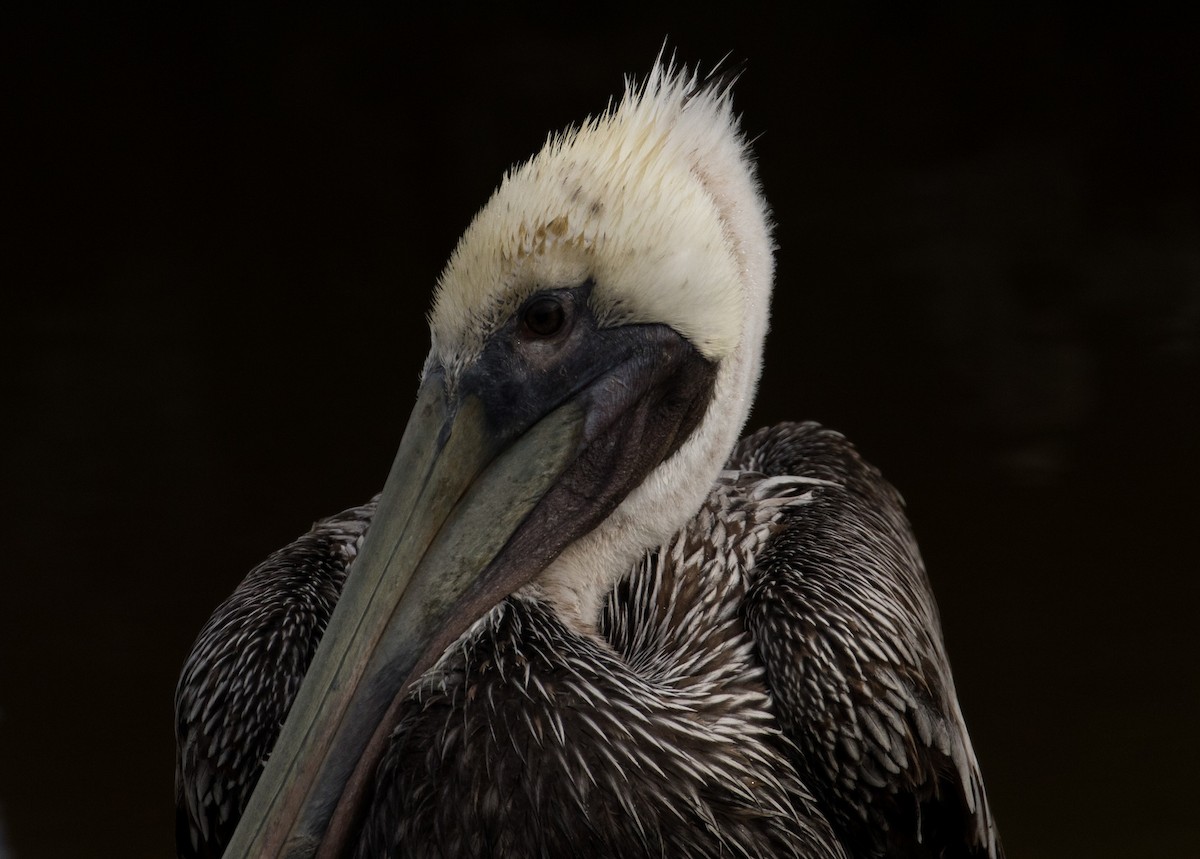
[521,296,568,339]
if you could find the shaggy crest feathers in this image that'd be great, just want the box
[429,60,772,375]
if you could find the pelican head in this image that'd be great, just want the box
[227,62,774,858]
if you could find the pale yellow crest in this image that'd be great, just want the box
[428,60,773,374]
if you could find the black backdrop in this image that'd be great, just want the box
[4,6,1198,857]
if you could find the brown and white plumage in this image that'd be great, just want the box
[737,424,1000,858]
[175,500,376,858]
[175,61,1002,858]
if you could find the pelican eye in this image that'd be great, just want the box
[521,296,567,338]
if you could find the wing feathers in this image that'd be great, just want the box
[736,422,1002,858]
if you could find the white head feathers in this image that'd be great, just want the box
[430,61,774,373]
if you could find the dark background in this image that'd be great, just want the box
[4,5,1198,857]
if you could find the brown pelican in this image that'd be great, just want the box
[176,62,1003,859]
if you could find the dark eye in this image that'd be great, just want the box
[521,296,567,338]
